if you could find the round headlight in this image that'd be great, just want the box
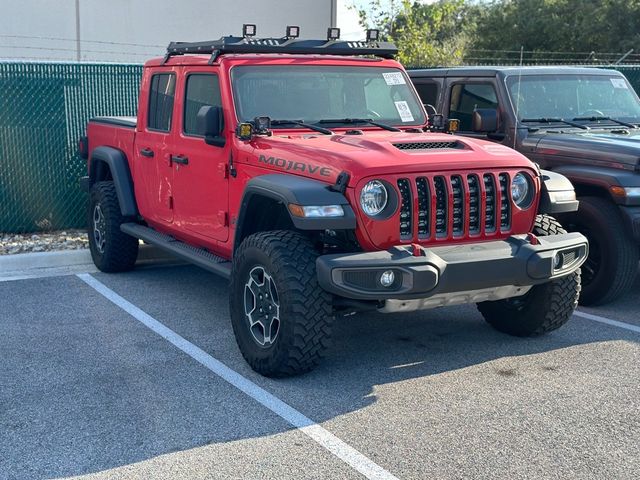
[360,180,388,217]
[511,173,532,208]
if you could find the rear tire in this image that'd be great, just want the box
[88,181,138,272]
[229,231,333,377]
[477,215,581,336]
[561,196,638,305]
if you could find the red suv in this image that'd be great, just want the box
[80,27,588,377]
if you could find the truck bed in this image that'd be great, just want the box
[90,116,137,128]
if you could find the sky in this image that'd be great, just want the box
[337,0,435,40]
[337,0,365,40]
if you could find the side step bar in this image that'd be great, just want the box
[121,223,232,279]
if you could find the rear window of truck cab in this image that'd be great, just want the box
[148,73,176,132]
[230,65,426,127]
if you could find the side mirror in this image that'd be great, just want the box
[196,105,225,147]
[472,108,498,133]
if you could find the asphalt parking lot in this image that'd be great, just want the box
[1,258,639,480]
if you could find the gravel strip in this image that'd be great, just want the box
[0,230,89,255]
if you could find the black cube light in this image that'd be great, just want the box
[327,27,340,41]
[243,24,257,37]
[286,25,300,38]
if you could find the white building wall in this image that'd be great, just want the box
[0,0,337,63]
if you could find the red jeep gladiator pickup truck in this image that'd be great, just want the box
[80,26,588,377]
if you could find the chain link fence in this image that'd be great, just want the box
[1,61,639,234]
[0,62,142,233]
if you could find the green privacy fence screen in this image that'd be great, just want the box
[615,66,640,91]
[0,62,142,233]
[0,62,639,233]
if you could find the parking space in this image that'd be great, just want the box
[578,265,640,328]
[1,263,639,479]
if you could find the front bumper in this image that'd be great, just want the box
[316,232,588,301]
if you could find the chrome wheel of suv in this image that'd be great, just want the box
[92,204,107,254]
[244,266,280,346]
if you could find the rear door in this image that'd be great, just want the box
[171,69,229,242]
[134,70,177,224]
[411,78,442,112]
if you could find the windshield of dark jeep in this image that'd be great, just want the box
[231,65,426,128]
[506,74,640,125]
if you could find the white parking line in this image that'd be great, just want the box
[574,310,640,334]
[76,273,398,480]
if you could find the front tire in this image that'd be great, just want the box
[229,231,333,377]
[561,196,638,305]
[477,215,581,336]
[88,181,139,272]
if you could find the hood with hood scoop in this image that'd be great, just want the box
[243,130,537,184]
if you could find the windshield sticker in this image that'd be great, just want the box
[383,72,406,85]
[610,78,628,89]
[394,101,414,122]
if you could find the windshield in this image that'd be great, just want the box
[505,74,640,124]
[231,65,426,127]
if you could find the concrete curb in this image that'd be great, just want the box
[0,249,93,271]
[0,246,176,281]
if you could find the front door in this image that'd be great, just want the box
[134,71,176,224]
[445,79,500,138]
[171,70,229,242]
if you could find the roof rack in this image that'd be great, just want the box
[164,36,398,65]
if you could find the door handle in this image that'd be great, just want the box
[171,155,189,165]
[140,148,154,157]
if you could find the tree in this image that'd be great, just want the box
[356,0,477,67]
[470,0,640,63]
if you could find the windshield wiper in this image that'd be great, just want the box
[571,116,638,129]
[521,117,590,130]
[317,118,401,132]
[270,119,333,135]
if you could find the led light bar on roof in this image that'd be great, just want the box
[163,27,397,64]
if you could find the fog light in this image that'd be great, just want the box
[380,270,395,287]
[553,252,562,269]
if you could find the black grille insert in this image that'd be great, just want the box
[467,175,480,234]
[397,179,412,239]
[434,176,448,237]
[499,173,511,230]
[483,174,496,232]
[451,175,464,236]
[416,177,430,238]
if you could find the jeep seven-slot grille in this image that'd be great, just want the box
[395,173,512,241]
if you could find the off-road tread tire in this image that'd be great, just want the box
[477,215,581,337]
[230,230,333,377]
[88,181,138,273]
[564,196,638,306]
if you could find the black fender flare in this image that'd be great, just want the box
[89,146,138,217]
[234,174,356,251]
[538,169,579,214]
